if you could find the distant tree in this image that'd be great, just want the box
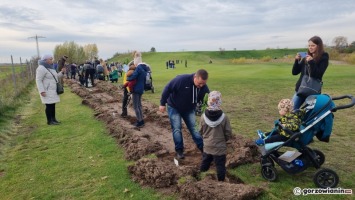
[54,41,88,64]
[344,41,355,53]
[83,44,99,61]
[332,36,348,50]
[219,47,225,54]
[150,47,156,52]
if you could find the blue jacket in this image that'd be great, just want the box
[127,63,149,95]
[160,73,210,113]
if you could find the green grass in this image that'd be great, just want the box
[1,50,355,199]
[0,85,171,200]
[0,65,27,79]
[139,54,355,199]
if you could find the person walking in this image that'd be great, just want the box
[292,36,329,109]
[159,69,210,159]
[35,54,61,125]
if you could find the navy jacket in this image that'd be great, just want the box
[127,63,149,95]
[160,73,210,113]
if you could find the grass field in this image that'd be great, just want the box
[1,50,354,199]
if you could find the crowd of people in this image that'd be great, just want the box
[53,56,125,88]
[35,35,329,182]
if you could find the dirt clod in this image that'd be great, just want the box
[66,79,263,199]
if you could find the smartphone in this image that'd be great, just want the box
[298,52,307,58]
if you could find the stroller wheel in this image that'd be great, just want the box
[260,157,274,167]
[313,149,325,166]
[261,166,277,181]
[313,168,339,188]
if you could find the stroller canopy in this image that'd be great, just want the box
[298,94,335,146]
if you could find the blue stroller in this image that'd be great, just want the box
[258,94,355,188]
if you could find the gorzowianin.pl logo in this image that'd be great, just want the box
[293,187,353,195]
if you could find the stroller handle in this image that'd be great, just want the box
[331,95,355,112]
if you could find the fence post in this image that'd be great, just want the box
[11,55,18,95]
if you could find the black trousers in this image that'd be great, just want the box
[122,88,129,112]
[200,153,226,181]
[45,103,56,122]
[85,68,95,87]
[265,134,288,143]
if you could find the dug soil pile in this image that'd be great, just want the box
[66,79,264,200]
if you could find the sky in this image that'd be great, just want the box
[1,0,355,63]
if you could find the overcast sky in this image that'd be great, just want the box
[1,0,355,63]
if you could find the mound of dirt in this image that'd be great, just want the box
[66,79,263,199]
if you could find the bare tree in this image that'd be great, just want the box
[332,36,348,49]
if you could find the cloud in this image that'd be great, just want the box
[1,0,355,62]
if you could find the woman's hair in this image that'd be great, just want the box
[308,36,324,62]
[133,51,142,66]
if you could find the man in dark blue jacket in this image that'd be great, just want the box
[127,53,149,128]
[159,69,210,159]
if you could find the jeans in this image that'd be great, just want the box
[167,105,203,152]
[292,92,306,110]
[132,93,143,122]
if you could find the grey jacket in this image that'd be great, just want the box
[199,112,232,155]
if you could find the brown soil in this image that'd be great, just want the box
[66,79,263,200]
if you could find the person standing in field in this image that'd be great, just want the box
[126,51,150,128]
[36,54,61,125]
[159,69,210,159]
[120,60,134,118]
[292,36,329,109]
[57,55,68,72]
[199,91,232,182]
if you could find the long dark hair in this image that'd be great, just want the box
[307,36,324,62]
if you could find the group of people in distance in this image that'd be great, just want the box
[35,35,328,182]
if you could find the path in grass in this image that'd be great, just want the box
[66,79,263,199]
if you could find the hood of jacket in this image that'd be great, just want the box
[203,110,225,127]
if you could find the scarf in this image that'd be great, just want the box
[38,60,54,69]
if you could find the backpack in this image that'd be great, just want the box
[144,71,152,90]
[96,65,104,73]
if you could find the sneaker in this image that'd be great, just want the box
[255,138,265,146]
[134,120,145,128]
[176,151,185,159]
[257,130,265,139]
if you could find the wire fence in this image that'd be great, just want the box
[0,55,38,112]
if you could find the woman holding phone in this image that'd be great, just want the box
[291,36,329,110]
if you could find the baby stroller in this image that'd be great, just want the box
[144,68,155,93]
[257,94,355,188]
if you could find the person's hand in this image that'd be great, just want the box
[40,92,46,97]
[306,55,313,62]
[295,53,301,60]
[159,105,166,113]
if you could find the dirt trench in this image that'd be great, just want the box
[66,79,264,200]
